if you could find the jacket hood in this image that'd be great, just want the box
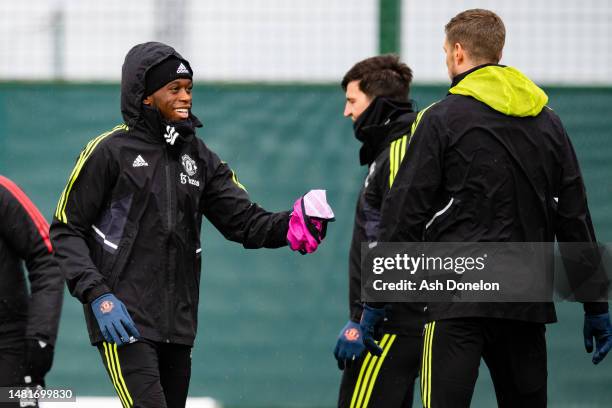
[354,97,415,165]
[121,42,196,127]
[449,65,548,117]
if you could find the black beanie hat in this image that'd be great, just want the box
[145,56,193,96]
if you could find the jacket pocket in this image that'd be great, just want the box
[91,194,137,289]
[190,244,202,303]
[106,221,139,289]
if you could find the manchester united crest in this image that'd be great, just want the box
[181,154,197,176]
[100,300,114,314]
[344,327,360,341]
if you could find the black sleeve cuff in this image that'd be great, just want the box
[350,309,363,323]
[274,211,291,247]
[583,302,609,315]
[84,284,112,304]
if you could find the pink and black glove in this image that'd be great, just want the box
[287,189,335,254]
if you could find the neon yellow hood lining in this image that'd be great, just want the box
[449,66,548,117]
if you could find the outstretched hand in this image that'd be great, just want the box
[287,189,335,254]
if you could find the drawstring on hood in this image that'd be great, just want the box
[449,65,548,117]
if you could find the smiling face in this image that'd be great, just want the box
[143,78,193,121]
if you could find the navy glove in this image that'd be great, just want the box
[91,293,140,346]
[333,321,365,370]
[584,312,612,364]
[360,305,387,357]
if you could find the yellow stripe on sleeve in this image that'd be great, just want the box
[396,137,402,182]
[231,169,247,191]
[389,140,398,188]
[400,135,407,162]
[55,132,105,221]
[55,124,127,223]
[389,135,409,188]
[410,103,437,142]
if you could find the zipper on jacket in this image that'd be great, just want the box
[164,149,175,342]
[165,154,175,232]
[165,238,175,344]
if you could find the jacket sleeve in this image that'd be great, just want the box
[50,143,117,304]
[0,178,64,345]
[347,227,364,322]
[555,127,597,243]
[349,142,409,320]
[554,122,608,314]
[379,111,447,242]
[200,152,289,249]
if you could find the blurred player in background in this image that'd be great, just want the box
[333,55,424,408]
[372,9,612,408]
[49,42,333,408]
[0,175,63,408]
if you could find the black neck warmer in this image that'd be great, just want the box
[353,97,415,165]
[140,105,202,146]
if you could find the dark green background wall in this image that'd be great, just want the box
[1,84,611,407]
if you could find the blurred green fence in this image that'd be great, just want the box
[1,83,611,407]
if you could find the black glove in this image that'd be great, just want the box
[584,312,612,364]
[23,339,54,385]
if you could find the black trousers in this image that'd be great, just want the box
[0,344,23,408]
[97,339,192,408]
[420,318,547,408]
[0,340,41,408]
[338,333,422,408]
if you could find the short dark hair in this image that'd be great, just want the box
[341,54,413,101]
[445,9,505,64]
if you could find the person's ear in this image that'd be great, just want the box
[143,95,153,106]
[454,42,464,66]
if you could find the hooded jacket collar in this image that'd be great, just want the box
[449,64,548,117]
[353,97,415,165]
[121,42,202,145]
[140,105,202,146]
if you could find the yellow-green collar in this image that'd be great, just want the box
[449,65,548,117]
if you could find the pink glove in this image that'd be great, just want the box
[287,189,335,254]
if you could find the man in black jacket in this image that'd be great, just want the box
[0,175,63,407]
[50,42,332,408]
[333,55,424,408]
[372,9,612,408]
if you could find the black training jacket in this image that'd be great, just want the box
[348,97,425,335]
[50,42,289,346]
[379,64,607,323]
[0,176,63,346]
